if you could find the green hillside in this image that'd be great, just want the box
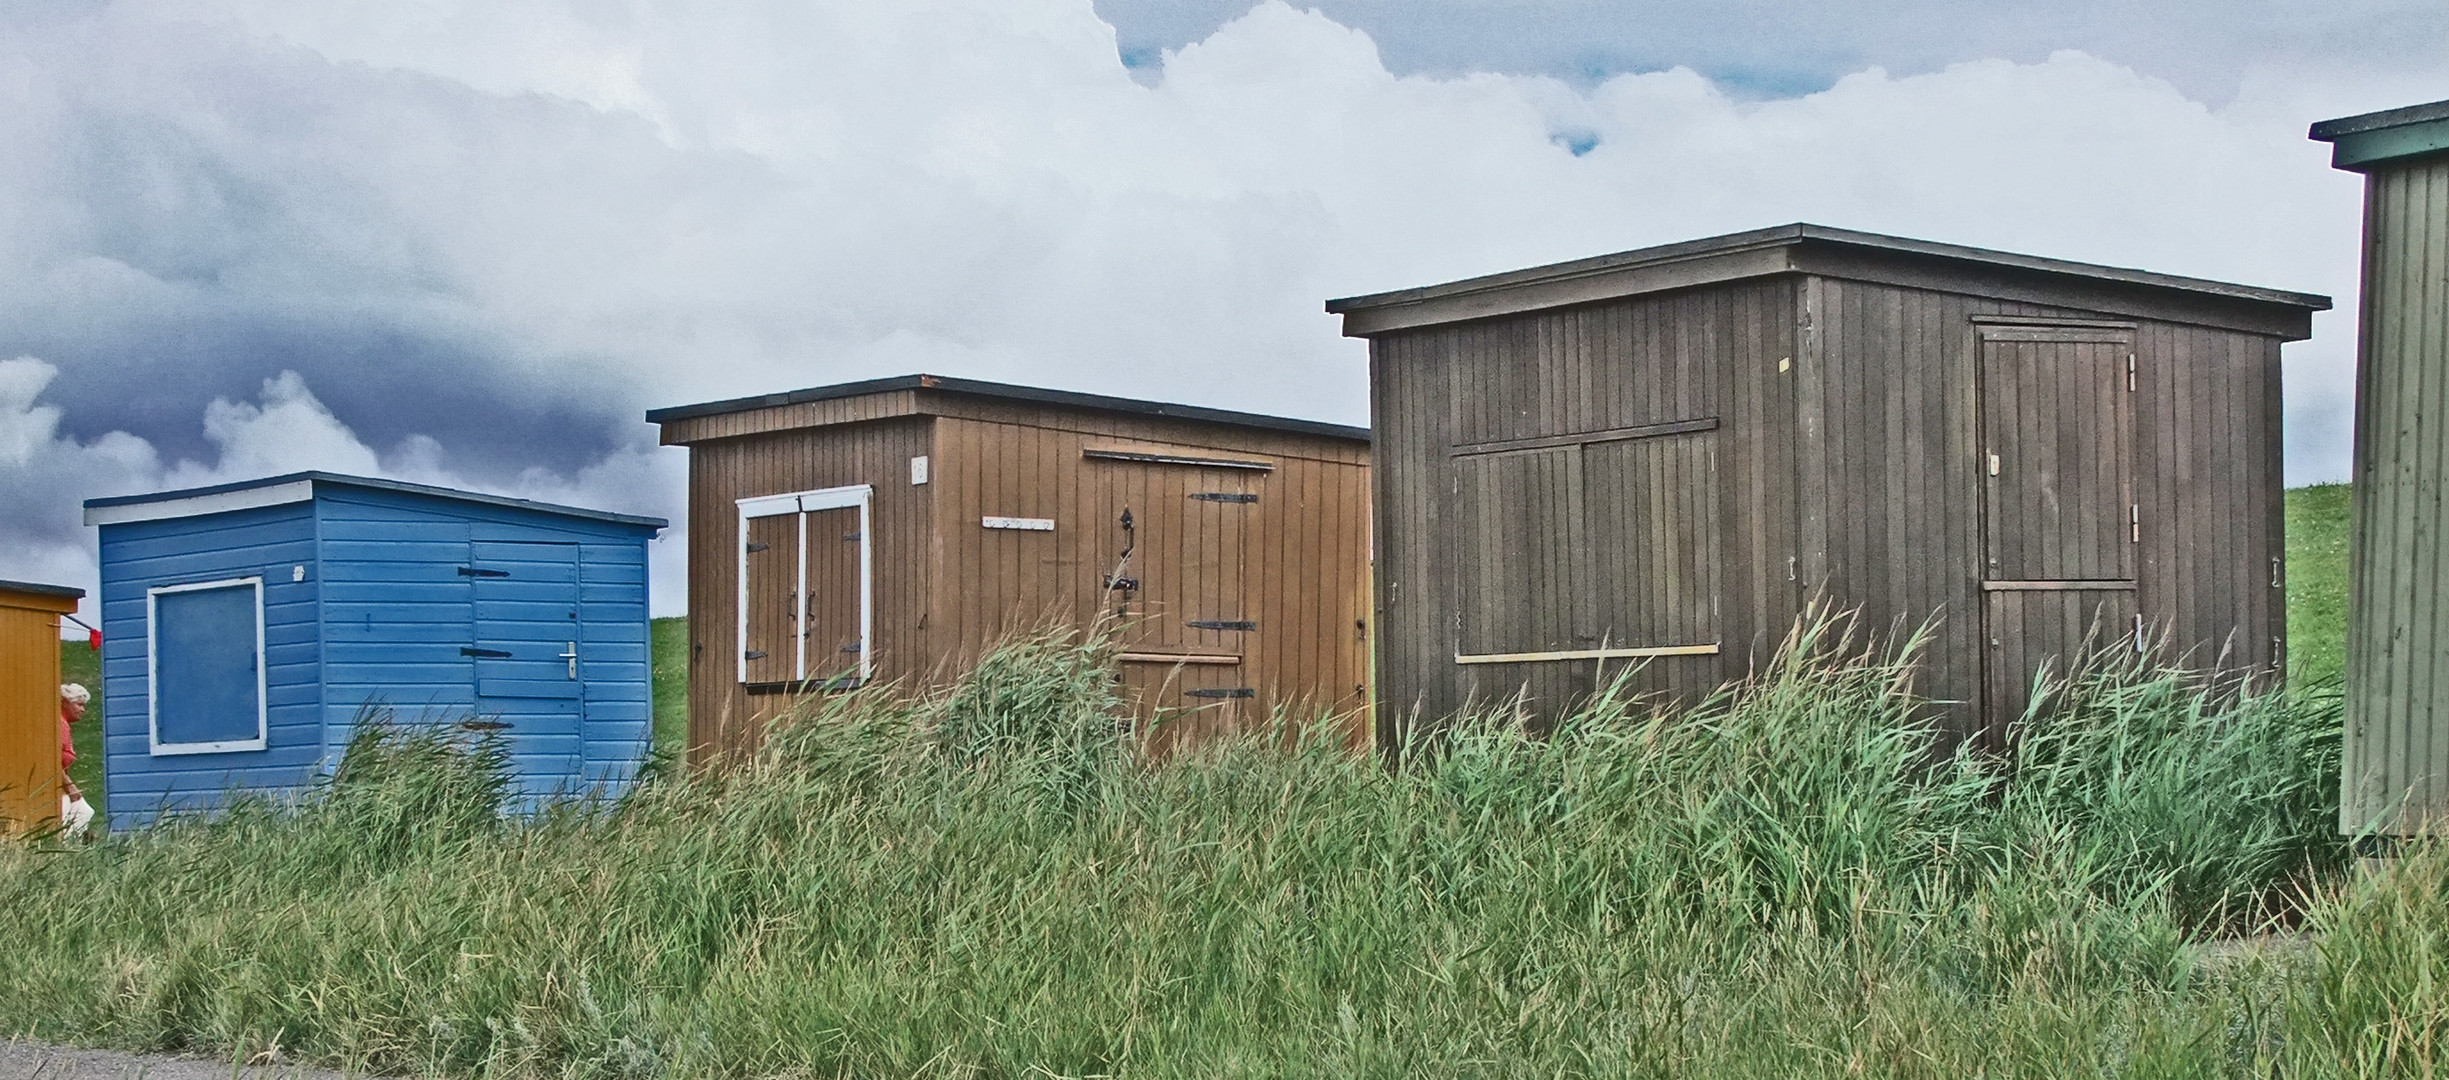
[2286,483,2350,684]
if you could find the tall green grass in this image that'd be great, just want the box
[0,615,2410,1078]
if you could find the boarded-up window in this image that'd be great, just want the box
[148,578,266,754]
[737,485,871,687]
[1454,430,1719,658]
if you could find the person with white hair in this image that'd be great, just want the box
[58,683,92,839]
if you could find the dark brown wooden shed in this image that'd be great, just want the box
[649,375,1373,764]
[1329,224,2329,751]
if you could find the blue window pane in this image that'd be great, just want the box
[155,584,261,748]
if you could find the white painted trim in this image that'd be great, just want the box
[983,516,1055,531]
[85,481,314,526]
[1454,643,1720,665]
[147,576,270,755]
[734,484,876,685]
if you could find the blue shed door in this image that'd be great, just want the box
[468,541,581,785]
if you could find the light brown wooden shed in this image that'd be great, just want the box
[1,579,83,833]
[1329,224,2328,752]
[649,375,1373,764]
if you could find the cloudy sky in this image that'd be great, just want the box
[2,0,2441,621]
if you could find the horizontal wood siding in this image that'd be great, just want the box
[313,490,653,794]
[97,504,321,823]
[2344,156,2449,834]
[683,417,934,765]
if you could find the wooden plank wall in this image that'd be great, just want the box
[924,400,1371,749]
[683,416,934,765]
[1370,277,1798,744]
[0,590,74,833]
[2343,155,2449,835]
[1792,277,2281,743]
[1371,271,2284,750]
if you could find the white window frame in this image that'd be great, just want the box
[146,576,269,755]
[736,484,873,686]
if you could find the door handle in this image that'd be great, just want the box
[560,641,578,679]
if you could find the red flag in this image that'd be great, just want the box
[88,628,101,651]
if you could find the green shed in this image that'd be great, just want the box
[2312,99,2449,836]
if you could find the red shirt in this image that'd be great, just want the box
[59,709,74,772]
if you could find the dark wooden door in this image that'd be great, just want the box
[1978,325,2138,745]
[1454,447,1585,657]
[1980,332,2135,582]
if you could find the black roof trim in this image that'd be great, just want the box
[646,373,1371,443]
[83,471,668,529]
[1323,223,2331,317]
[2311,99,2449,140]
[0,579,85,599]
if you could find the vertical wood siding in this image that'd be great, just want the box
[684,417,934,766]
[1372,278,1796,743]
[0,588,76,832]
[679,403,1369,764]
[2344,156,2449,834]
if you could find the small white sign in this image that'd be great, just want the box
[982,516,1054,532]
[910,455,930,485]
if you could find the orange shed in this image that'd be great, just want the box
[1,579,83,834]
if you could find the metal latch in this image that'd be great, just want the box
[1188,619,1257,631]
[1189,492,1258,503]
[561,641,578,678]
[1185,687,1255,699]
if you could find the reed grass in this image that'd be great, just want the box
[0,613,2414,1078]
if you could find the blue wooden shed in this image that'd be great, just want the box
[82,472,667,823]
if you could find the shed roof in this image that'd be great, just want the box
[82,471,669,529]
[1325,223,2331,338]
[0,579,84,600]
[2311,98,2449,172]
[646,373,1371,443]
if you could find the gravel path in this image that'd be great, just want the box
[0,1041,360,1080]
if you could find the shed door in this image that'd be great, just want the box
[1980,331,2135,582]
[470,541,582,784]
[1977,326,2137,747]
[1093,462,1255,750]
[741,513,798,685]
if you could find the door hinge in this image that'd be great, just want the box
[2127,353,2137,392]
[842,532,861,542]
[1188,619,1257,631]
[840,641,863,653]
[457,566,510,577]
[744,542,770,553]
[1103,575,1139,591]
[460,646,512,659]
[1185,687,1255,699]
[2130,504,2140,543]
[744,650,768,660]
[1190,492,1258,504]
